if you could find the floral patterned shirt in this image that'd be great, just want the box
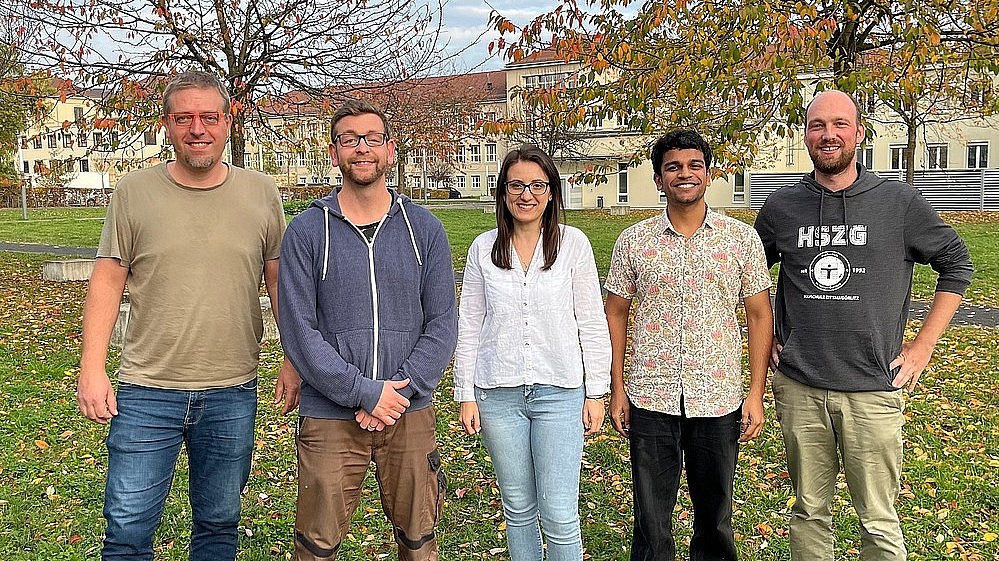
[605,208,772,417]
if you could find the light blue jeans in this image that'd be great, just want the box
[102,380,257,561]
[476,384,585,561]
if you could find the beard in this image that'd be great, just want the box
[183,153,217,170]
[809,144,855,175]
[339,160,387,187]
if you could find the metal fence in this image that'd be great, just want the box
[749,169,999,211]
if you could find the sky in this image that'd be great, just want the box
[437,0,557,72]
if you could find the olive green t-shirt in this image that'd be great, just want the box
[98,163,285,390]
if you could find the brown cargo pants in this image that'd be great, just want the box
[294,406,445,561]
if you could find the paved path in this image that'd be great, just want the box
[4,242,997,327]
[1,242,96,257]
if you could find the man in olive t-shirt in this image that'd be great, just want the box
[77,71,300,561]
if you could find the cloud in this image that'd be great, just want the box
[437,0,557,71]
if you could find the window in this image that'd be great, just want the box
[73,107,84,123]
[486,143,497,163]
[926,144,948,169]
[275,152,285,167]
[524,72,574,89]
[65,158,76,173]
[856,91,877,114]
[79,159,89,172]
[968,81,991,107]
[47,133,57,148]
[889,145,908,170]
[617,163,629,204]
[18,135,26,149]
[22,160,29,173]
[78,131,87,147]
[455,175,465,191]
[62,132,73,148]
[487,175,496,192]
[733,170,746,204]
[144,130,158,145]
[32,136,42,149]
[470,145,481,163]
[93,132,104,150]
[456,145,465,163]
[471,175,481,192]
[297,152,307,167]
[856,146,874,169]
[968,143,988,169]
[296,176,307,185]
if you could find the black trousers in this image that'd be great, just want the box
[628,401,742,561]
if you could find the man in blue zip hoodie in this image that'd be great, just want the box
[754,89,972,561]
[278,99,458,561]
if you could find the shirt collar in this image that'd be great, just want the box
[658,205,720,236]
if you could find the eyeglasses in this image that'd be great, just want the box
[505,180,550,195]
[166,112,225,127]
[333,132,389,147]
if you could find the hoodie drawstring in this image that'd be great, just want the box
[397,196,423,267]
[322,207,330,281]
[320,194,423,283]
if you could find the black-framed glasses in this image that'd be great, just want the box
[334,132,389,147]
[505,180,550,195]
[166,112,225,127]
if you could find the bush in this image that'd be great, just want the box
[283,200,313,216]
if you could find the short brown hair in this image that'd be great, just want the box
[162,71,231,115]
[330,99,393,142]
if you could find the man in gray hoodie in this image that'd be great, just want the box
[754,89,973,561]
[278,99,458,561]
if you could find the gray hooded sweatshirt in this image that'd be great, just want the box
[754,164,972,392]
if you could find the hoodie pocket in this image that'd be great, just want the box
[378,329,418,382]
[333,329,373,377]
[779,328,891,390]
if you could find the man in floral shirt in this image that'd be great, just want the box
[605,130,773,561]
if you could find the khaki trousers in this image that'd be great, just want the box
[294,406,445,561]
[773,372,906,561]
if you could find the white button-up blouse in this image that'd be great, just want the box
[453,225,611,402]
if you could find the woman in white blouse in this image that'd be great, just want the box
[454,144,611,561]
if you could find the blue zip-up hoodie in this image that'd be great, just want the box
[278,188,458,419]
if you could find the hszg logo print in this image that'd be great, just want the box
[809,251,851,292]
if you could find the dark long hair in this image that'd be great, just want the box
[491,144,564,271]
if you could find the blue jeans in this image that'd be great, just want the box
[102,380,258,561]
[476,384,585,561]
[629,401,742,561]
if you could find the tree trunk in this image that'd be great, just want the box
[904,104,917,186]
[230,112,246,168]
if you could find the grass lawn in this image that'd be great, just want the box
[2,206,997,307]
[1,208,998,560]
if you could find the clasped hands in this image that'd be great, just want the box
[355,378,410,431]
